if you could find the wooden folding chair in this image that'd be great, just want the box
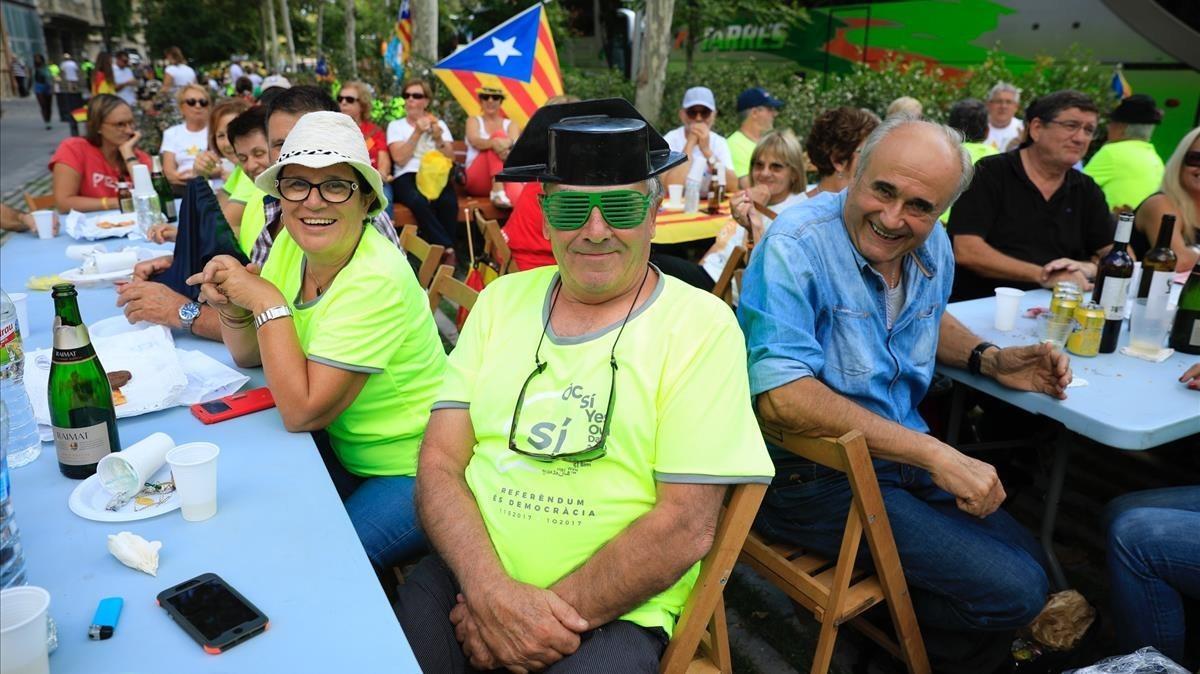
[739,425,929,674]
[659,482,767,674]
[23,192,55,212]
[473,208,515,275]
[399,224,445,289]
[710,246,746,308]
[427,264,479,314]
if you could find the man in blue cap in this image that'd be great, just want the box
[398,98,773,672]
[728,87,784,187]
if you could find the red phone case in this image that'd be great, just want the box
[190,387,276,424]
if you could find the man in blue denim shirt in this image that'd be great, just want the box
[738,118,1074,673]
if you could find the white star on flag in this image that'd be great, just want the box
[484,36,522,66]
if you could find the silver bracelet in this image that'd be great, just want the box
[253,304,293,330]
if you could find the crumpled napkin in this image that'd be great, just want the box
[1120,346,1174,363]
[107,531,162,576]
[64,209,140,240]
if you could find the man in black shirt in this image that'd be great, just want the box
[948,90,1114,301]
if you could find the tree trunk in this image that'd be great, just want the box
[259,2,270,67]
[315,1,324,60]
[265,0,280,72]
[634,0,675,125]
[685,1,697,76]
[343,0,356,78]
[278,0,297,72]
[411,0,437,63]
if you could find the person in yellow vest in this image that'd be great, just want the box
[1084,94,1165,213]
[727,87,784,188]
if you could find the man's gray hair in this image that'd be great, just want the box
[853,114,975,210]
[987,81,1021,103]
[1124,123,1155,141]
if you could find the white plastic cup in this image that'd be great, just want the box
[667,184,683,207]
[97,432,175,497]
[0,586,51,674]
[993,287,1024,331]
[31,211,55,239]
[8,292,29,341]
[167,442,220,521]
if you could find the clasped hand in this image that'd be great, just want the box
[450,579,588,672]
[185,254,273,316]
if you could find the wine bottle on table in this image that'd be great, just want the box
[151,155,177,223]
[48,284,120,479]
[1091,213,1135,353]
[1168,261,1200,355]
[1136,214,1177,321]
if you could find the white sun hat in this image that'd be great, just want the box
[254,111,385,217]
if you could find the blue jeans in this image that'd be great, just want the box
[756,459,1048,674]
[315,433,428,574]
[1105,486,1200,668]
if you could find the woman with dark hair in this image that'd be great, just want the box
[91,51,116,95]
[48,94,151,213]
[32,54,54,129]
[387,78,458,261]
[804,106,880,196]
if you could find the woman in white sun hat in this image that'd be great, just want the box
[188,110,447,573]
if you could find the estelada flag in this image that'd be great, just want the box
[1111,65,1132,100]
[433,4,563,128]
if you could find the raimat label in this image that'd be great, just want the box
[52,344,97,363]
[54,422,112,466]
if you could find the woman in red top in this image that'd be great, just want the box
[49,94,151,213]
[338,81,392,209]
[91,51,115,95]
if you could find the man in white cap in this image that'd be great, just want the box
[663,86,737,194]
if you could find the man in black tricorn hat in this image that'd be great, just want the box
[397,98,774,672]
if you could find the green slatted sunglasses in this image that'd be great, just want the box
[539,189,653,230]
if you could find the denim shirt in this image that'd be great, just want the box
[737,190,954,437]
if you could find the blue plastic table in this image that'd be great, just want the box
[1,232,421,672]
[938,289,1199,589]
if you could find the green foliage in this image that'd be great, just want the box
[142,0,260,65]
[100,0,134,47]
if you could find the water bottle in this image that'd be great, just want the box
[683,178,701,214]
[133,192,164,237]
[1,290,40,468]
[1,402,29,588]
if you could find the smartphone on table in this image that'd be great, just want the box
[190,387,275,424]
[157,572,269,654]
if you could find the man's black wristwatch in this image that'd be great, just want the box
[968,342,999,376]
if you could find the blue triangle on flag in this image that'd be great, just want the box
[435,5,541,82]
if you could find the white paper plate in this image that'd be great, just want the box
[60,266,134,284]
[661,200,685,211]
[68,463,179,522]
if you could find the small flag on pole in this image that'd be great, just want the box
[433,4,564,128]
[1110,65,1132,100]
[384,0,412,81]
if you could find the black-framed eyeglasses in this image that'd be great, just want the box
[506,269,650,463]
[1183,151,1200,168]
[401,92,426,100]
[276,177,359,203]
[337,95,359,104]
[685,106,712,119]
[182,98,209,107]
[480,93,504,102]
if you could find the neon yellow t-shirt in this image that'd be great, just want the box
[260,226,446,476]
[1083,139,1165,212]
[237,191,267,256]
[435,266,773,636]
[221,165,247,199]
[727,130,757,179]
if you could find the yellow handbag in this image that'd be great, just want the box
[416,149,452,201]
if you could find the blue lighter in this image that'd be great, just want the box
[89,597,123,640]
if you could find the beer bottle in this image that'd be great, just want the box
[48,284,119,479]
[151,156,178,223]
[706,163,725,215]
[117,182,134,214]
[1091,213,1134,353]
[1168,261,1200,355]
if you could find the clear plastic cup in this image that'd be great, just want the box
[993,287,1025,331]
[1129,298,1176,354]
[97,432,175,497]
[667,184,683,208]
[31,211,55,240]
[1,586,51,674]
[8,292,29,340]
[166,442,220,522]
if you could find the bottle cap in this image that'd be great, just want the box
[131,164,154,196]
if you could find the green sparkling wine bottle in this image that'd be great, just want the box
[48,284,120,479]
[1168,261,1200,355]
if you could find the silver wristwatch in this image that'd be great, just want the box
[254,305,293,330]
[178,301,201,332]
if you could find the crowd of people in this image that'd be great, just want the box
[6,47,1199,673]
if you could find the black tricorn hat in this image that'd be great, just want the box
[1111,94,1163,125]
[496,98,686,185]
